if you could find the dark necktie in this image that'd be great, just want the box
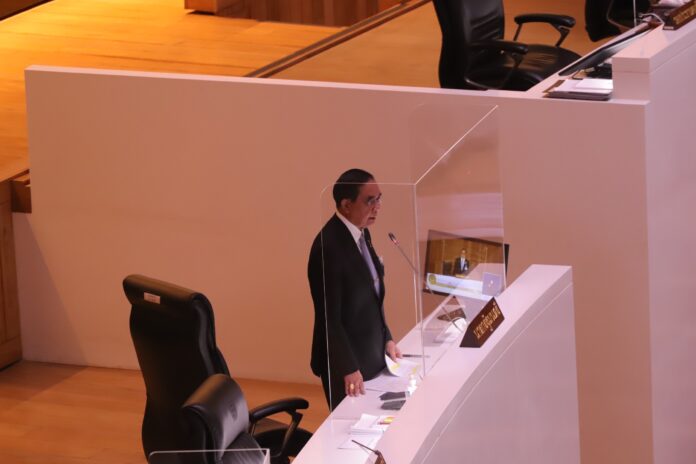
[359,233,380,296]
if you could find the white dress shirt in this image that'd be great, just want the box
[336,211,362,249]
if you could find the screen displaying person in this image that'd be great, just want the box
[307,168,401,410]
[453,248,470,276]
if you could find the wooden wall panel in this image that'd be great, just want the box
[0,180,21,368]
[208,0,385,26]
[0,0,48,20]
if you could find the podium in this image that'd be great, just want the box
[294,265,578,464]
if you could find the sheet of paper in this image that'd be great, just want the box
[573,78,613,90]
[554,79,612,94]
[350,413,392,435]
[364,374,410,393]
[385,355,420,377]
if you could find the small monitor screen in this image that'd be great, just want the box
[423,230,507,301]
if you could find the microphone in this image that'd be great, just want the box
[388,232,419,275]
[351,440,386,464]
[388,232,464,331]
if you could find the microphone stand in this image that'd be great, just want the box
[387,232,464,332]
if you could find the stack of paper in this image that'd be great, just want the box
[544,78,613,101]
[339,414,393,450]
[350,413,392,435]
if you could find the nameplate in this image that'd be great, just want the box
[460,298,504,348]
[652,1,696,30]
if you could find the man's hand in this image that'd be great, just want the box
[385,340,402,361]
[344,370,365,397]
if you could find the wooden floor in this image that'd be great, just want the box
[0,0,340,181]
[275,0,604,87]
[0,361,329,464]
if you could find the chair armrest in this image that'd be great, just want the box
[249,397,309,423]
[514,13,576,28]
[513,13,576,46]
[249,397,309,461]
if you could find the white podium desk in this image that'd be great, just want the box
[294,265,578,464]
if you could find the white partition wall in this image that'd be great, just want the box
[19,67,496,382]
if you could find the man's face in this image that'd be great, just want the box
[341,181,382,229]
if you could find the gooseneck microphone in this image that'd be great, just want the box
[387,232,419,275]
[388,232,465,331]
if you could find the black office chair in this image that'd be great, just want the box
[125,274,312,464]
[433,0,582,91]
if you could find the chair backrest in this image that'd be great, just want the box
[125,274,230,457]
[432,0,505,88]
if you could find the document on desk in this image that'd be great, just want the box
[350,413,392,435]
[338,413,393,450]
[364,356,421,392]
[544,78,613,101]
[385,355,420,377]
[364,374,410,393]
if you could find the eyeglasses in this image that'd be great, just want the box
[365,193,382,207]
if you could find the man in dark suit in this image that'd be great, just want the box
[308,168,401,410]
[453,248,470,276]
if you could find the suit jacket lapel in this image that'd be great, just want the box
[331,216,383,303]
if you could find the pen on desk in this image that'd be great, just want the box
[401,354,430,358]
